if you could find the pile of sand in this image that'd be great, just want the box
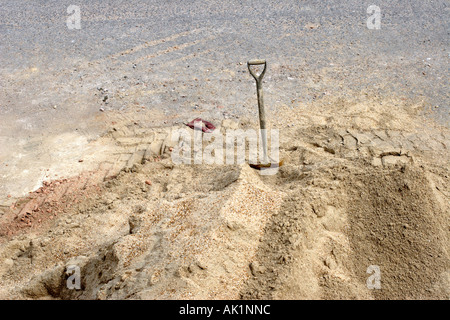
[0,96,448,299]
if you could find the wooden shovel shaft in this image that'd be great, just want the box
[248,60,268,163]
[255,80,266,130]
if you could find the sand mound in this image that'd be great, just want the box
[242,163,449,299]
[0,98,448,299]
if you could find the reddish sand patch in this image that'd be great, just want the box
[0,170,107,242]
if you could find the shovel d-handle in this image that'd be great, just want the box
[247,59,267,83]
[248,59,269,163]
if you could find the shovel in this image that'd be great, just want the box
[247,59,283,170]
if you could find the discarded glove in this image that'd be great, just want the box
[185,118,216,133]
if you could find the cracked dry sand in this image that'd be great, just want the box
[0,97,448,300]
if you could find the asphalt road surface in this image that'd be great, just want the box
[0,0,448,169]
